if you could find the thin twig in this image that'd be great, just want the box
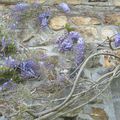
[35,52,120,119]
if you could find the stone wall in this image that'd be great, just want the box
[0,0,120,120]
[1,0,120,45]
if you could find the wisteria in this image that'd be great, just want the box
[12,3,29,12]
[38,11,51,28]
[58,3,70,13]
[0,79,16,91]
[69,31,81,42]
[19,60,39,78]
[74,37,85,65]
[58,38,73,52]
[56,31,82,52]
[1,36,6,49]
[114,33,120,47]
[4,57,40,79]
[56,31,85,65]
[0,1,120,120]
[0,36,16,55]
[5,56,19,68]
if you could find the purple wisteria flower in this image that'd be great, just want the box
[19,60,39,78]
[74,37,85,65]
[56,31,81,52]
[1,37,16,52]
[10,3,29,30]
[0,79,16,91]
[59,38,73,52]
[12,3,29,12]
[69,31,80,42]
[1,36,6,48]
[9,22,18,30]
[58,3,70,13]
[38,11,51,28]
[114,33,120,47]
[5,56,19,68]
[5,57,40,79]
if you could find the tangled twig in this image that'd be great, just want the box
[33,52,120,119]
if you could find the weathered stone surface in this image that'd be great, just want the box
[77,114,93,120]
[0,5,5,10]
[54,0,82,5]
[49,16,67,30]
[77,26,99,42]
[101,26,119,40]
[24,0,46,3]
[104,13,120,25]
[71,16,101,25]
[114,0,120,7]
[91,107,108,120]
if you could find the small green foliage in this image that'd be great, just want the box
[0,66,21,84]
[4,42,17,55]
[65,23,75,32]
[114,22,120,26]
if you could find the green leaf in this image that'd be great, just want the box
[65,24,75,32]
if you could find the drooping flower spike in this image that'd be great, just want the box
[74,37,85,65]
[19,60,39,78]
[12,3,29,12]
[38,11,51,28]
[58,3,70,13]
[56,31,85,65]
[1,36,6,49]
[56,31,81,52]
[114,33,120,47]
[5,56,19,68]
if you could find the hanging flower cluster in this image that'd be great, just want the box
[56,31,85,65]
[56,31,80,52]
[58,3,70,13]
[74,38,85,65]
[0,79,16,91]
[114,33,120,47]
[10,3,30,30]
[5,57,40,79]
[38,11,51,28]
[19,60,40,78]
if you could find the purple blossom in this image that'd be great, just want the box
[1,36,6,48]
[56,31,81,52]
[19,60,39,78]
[38,11,50,27]
[58,3,70,13]
[9,23,18,30]
[115,34,120,47]
[59,38,73,52]
[74,38,85,65]
[12,3,29,12]
[10,3,29,30]
[56,33,72,52]
[43,62,55,70]
[5,56,19,68]
[56,33,68,45]
[5,57,40,79]
[1,37,16,51]
[69,31,80,41]
[0,79,16,91]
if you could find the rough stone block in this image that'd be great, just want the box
[71,16,101,25]
[49,16,67,30]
